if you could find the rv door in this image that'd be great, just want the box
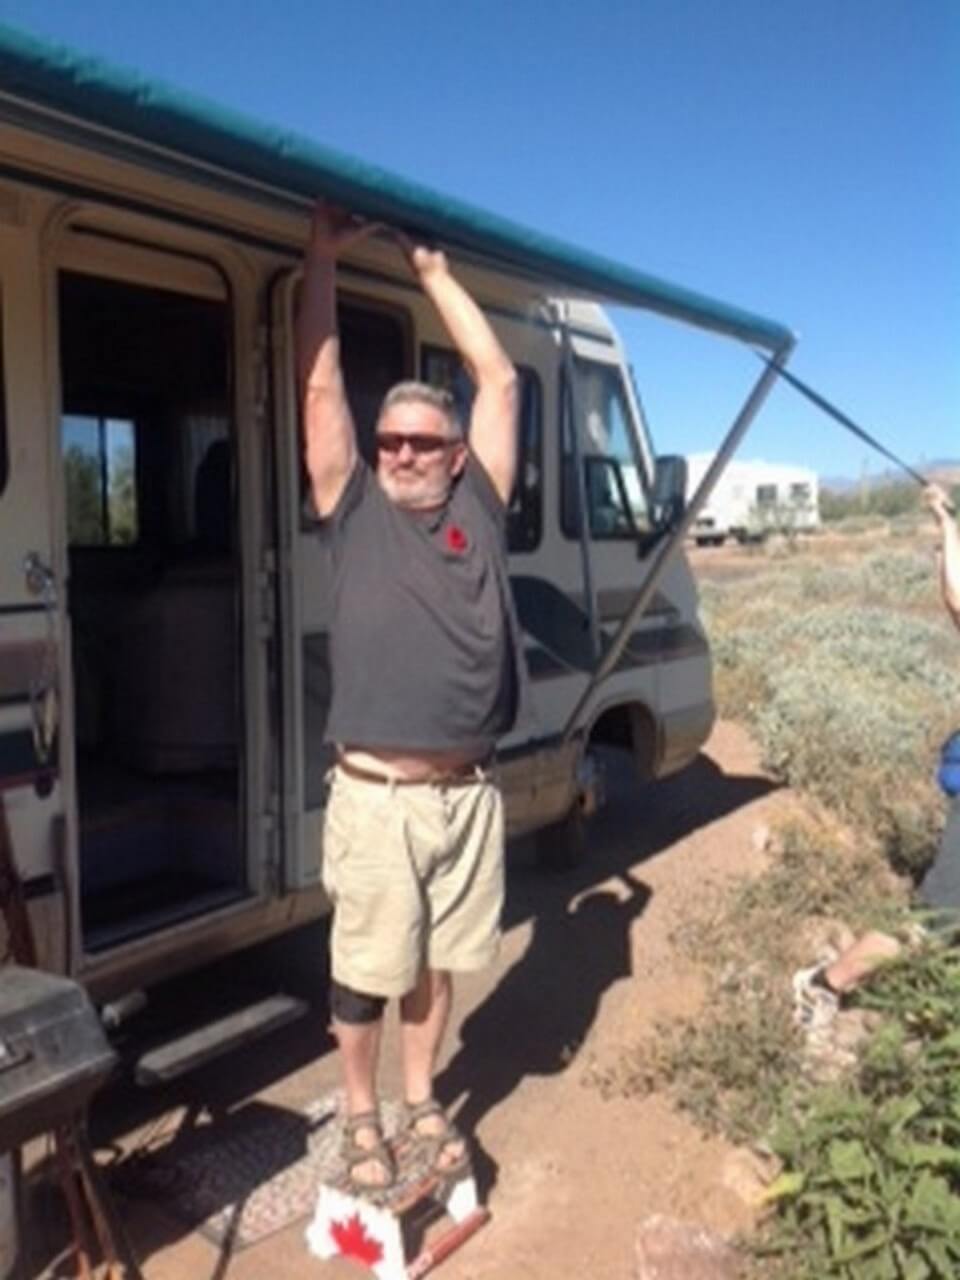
[0,216,71,974]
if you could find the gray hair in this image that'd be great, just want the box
[379,381,463,437]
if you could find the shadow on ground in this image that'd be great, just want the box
[438,747,779,1194]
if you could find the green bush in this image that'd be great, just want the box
[759,944,960,1279]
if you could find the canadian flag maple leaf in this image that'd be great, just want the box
[330,1212,384,1267]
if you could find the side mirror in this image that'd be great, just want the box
[651,454,687,529]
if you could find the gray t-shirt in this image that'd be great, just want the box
[321,455,522,754]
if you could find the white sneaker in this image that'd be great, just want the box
[792,965,840,1032]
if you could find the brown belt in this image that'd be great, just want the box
[335,755,489,787]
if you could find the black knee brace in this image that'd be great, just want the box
[330,979,387,1024]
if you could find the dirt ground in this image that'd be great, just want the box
[24,720,794,1280]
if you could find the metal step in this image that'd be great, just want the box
[135,993,308,1086]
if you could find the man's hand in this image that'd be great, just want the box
[392,231,448,280]
[309,202,382,259]
[409,245,449,279]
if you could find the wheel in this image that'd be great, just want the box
[535,802,588,871]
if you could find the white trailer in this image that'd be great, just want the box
[687,454,819,544]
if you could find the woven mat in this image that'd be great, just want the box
[114,1091,406,1250]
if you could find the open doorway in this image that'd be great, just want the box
[59,268,246,951]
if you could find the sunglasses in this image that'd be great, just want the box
[376,432,461,455]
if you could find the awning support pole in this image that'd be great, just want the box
[559,338,795,744]
[553,303,602,660]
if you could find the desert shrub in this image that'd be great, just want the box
[728,819,903,937]
[758,942,960,1279]
[704,566,960,872]
[888,512,926,539]
[747,609,958,873]
[828,514,888,536]
[594,818,907,1144]
[588,968,800,1144]
[858,550,940,609]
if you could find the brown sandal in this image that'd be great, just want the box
[404,1099,471,1183]
[341,1110,395,1194]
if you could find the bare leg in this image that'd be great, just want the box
[333,1016,392,1187]
[400,969,465,1170]
[400,968,452,1103]
[823,931,902,993]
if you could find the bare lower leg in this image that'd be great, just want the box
[400,968,452,1104]
[823,931,902,993]
[333,1015,391,1186]
[400,969,465,1171]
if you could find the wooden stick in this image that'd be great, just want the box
[72,1119,145,1280]
[54,1127,95,1280]
[407,1208,490,1278]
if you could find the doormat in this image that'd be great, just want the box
[113,1092,405,1251]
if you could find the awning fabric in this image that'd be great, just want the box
[0,21,794,350]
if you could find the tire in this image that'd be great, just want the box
[535,802,588,871]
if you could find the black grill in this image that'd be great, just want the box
[0,967,116,1153]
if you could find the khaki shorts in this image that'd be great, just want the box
[321,766,504,998]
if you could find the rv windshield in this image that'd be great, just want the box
[563,359,651,538]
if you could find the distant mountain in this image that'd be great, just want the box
[821,460,960,493]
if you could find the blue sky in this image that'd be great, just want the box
[2,0,956,481]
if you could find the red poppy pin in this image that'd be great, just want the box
[445,523,469,554]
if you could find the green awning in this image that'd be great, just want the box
[0,21,794,351]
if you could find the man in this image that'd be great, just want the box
[298,203,521,1193]
[794,481,960,1028]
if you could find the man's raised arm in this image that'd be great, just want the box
[407,246,519,505]
[297,206,371,517]
[926,483,960,631]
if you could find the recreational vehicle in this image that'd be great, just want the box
[687,454,819,545]
[0,26,793,1058]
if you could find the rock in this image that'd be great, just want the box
[721,1147,783,1206]
[800,1029,858,1083]
[796,916,857,962]
[634,1215,741,1280]
[751,822,774,854]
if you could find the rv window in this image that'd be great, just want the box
[0,292,6,497]
[300,298,409,523]
[421,346,543,553]
[562,361,651,540]
[62,415,138,545]
[340,301,410,462]
[789,482,811,504]
[755,484,778,508]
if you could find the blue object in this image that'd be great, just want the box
[938,731,960,797]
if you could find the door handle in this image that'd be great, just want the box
[23,551,56,603]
